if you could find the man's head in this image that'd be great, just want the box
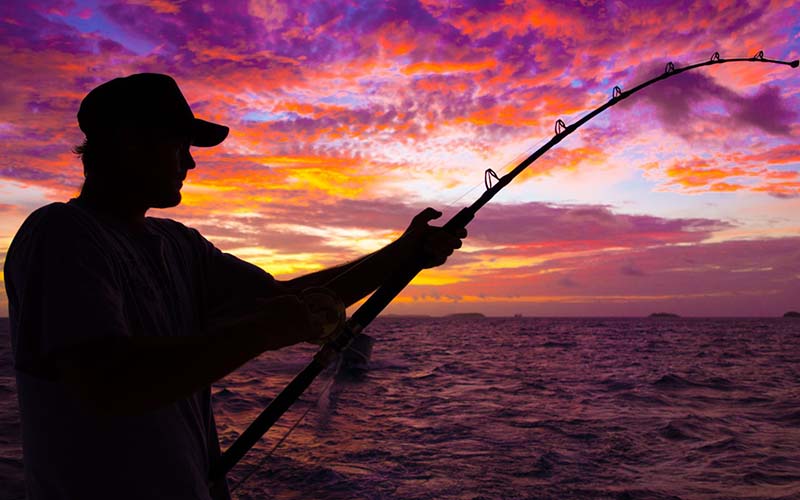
[75,73,228,209]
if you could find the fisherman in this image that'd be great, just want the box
[4,73,466,500]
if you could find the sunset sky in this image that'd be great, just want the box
[1,0,798,317]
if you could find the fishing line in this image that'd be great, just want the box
[228,369,340,494]
[439,135,552,210]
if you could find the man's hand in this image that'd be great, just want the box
[54,292,345,416]
[280,207,467,309]
[398,207,467,269]
[210,292,344,347]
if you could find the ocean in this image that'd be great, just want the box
[1,317,799,499]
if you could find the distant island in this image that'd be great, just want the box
[784,311,800,318]
[382,314,432,318]
[445,313,486,319]
[649,312,680,318]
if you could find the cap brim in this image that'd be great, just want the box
[192,118,229,147]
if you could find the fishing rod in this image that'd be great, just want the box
[209,51,798,485]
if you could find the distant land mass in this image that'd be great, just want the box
[381,314,433,319]
[784,311,800,318]
[649,312,680,318]
[444,313,486,319]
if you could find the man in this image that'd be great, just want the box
[4,73,465,499]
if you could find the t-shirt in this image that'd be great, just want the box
[4,199,281,500]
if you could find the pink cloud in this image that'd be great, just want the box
[464,202,727,248]
[1,0,799,317]
[402,237,800,317]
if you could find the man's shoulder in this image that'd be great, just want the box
[11,202,80,242]
[5,202,88,273]
[146,215,188,231]
[145,216,211,250]
[146,216,198,239]
[24,201,74,222]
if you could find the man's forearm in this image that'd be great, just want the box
[55,297,315,415]
[283,207,465,307]
[63,326,265,415]
[285,238,410,307]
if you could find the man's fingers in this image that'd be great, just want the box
[427,239,456,253]
[403,208,468,269]
[413,207,442,225]
[429,231,463,249]
[423,240,455,261]
[410,209,468,241]
[425,244,454,257]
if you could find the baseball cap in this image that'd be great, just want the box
[77,73,229,147]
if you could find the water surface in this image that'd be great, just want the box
[2,317,799,499]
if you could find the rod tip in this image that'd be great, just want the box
[791,60,799,68]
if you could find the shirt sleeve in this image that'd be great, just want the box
[184,227,286,311]
[6,205,128,377]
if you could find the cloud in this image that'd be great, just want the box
[643,151,800,198]
[740,144,800,165]
[1,0,799,316]
[463,201,727,249]
[620,262,646,277]
[401,236,800,316]
[733,84,796,135]
[155,197,736,292]
[622,71,795,138]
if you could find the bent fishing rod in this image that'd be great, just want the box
[209,51,798,484]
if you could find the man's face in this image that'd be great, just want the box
[121,130,196,209]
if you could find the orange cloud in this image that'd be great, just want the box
[124,0,181,14]
[665,159,748,188]
[402,59,497,75]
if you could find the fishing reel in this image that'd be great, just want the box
[300,287,346,343]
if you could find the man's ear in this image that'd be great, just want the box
[111,124,147,154]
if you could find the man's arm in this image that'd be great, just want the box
[54,294,324,416]
[53,208,464,416]
[282,239,406,307]
[282,208,466,306]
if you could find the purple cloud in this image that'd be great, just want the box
[464,202,728,248]
[0,166,59,182]
[624,70,795,137]
[732,85,796,135]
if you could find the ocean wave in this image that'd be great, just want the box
[3,318,800,499]
[540,341,577,348]
[652,373,735,391]
[598,378,636,392]
[660,422,701,441]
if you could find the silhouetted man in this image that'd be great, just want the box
[4,73,465,499]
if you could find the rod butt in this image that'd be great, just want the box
[791,60,799,68]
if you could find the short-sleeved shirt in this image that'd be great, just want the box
[4,199,281,500]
